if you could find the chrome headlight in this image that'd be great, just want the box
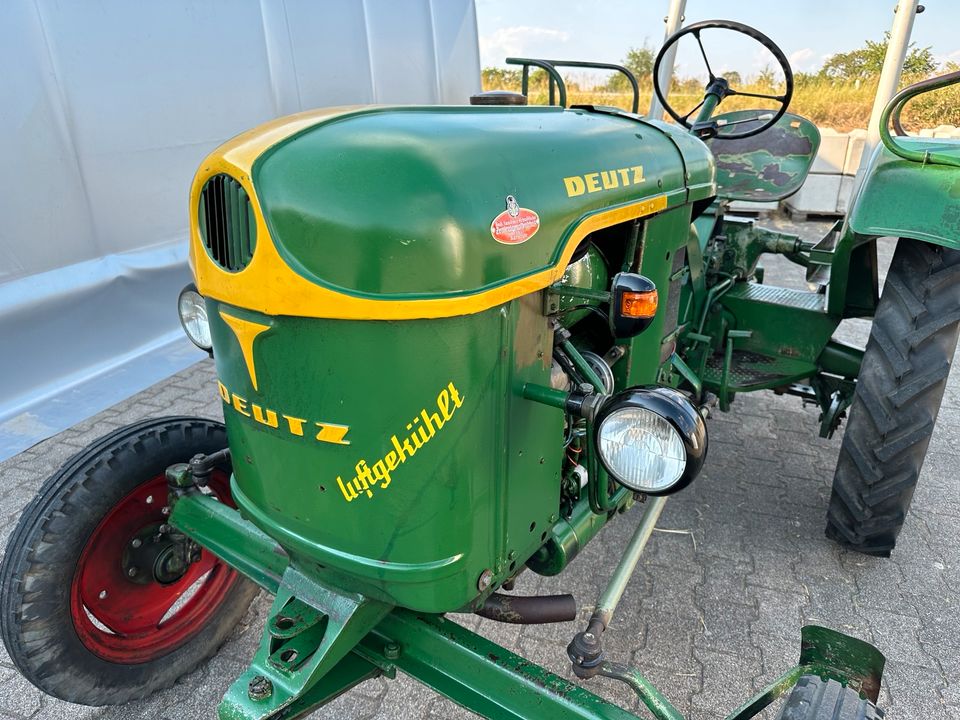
[178,284,212,351]
[595,387,706,495]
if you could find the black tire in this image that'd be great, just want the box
[0,417,259,705]
[776,676,883,720]
[828,239,960,555]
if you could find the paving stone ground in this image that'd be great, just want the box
[1,215,958,719]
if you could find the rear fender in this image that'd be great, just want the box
[848,140,960,250]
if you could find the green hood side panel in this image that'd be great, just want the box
[849,139,960,247]
[208,295,564,613]
[251,106,715,298]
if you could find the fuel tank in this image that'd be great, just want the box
[190,105,715,613]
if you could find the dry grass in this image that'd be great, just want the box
[482,77,960,133]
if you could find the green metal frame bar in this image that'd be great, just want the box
[594,497,666,625]
[172,487,286,592]
[169,489,884,720]
[368,611,639,720]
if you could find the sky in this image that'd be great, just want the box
[476,1,960,80]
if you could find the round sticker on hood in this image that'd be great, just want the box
[491,195,540,245]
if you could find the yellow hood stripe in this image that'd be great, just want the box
[190,106,670,321]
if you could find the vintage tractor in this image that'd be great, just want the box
[3,18,956,720]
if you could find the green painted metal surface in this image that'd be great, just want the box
[367,611,641,720]
[706,112,820,202]
[252,106,713,297]
[219,567,391,720]
[208,296,563,613]
[175,64,919,719]
[170,487,885,720]
[625,207,695,385]
[557,244,610,326]
[170,490,287,593]
[526,493,610,576]
[849,139,960,248]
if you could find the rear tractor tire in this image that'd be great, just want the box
[0,417,258,705]
[776,676,883,720]
[827,239,960,555]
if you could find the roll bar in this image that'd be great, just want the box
[505,58,641,113]
[880,69,960,167]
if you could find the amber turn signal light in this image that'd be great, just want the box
[609,273,658,339]
[620,289,658,319]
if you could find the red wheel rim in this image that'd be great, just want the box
[70,471,239,663]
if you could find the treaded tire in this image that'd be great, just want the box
[827,239,960,555]
[776,676,883,720]
[0,417,259,705]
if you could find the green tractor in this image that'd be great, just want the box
[2,18,957,720]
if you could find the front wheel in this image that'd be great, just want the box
[828,239,960,555]
[0,417,259,705]
[776,676,883,719]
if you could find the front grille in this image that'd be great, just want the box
[660,247,687,363]
[198,174,256,272]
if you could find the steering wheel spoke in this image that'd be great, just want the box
[680,99,706,123]
[692,30,715,80]
[651,19,794,140]
[726,88,786,101]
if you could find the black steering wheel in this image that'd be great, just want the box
[652,19,794,140]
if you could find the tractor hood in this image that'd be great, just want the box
[190,105,715,319]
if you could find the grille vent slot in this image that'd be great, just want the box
[198,174,256,272]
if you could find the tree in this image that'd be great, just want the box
[721,70,742,86]
[606,45,654,91]
[481,67,522,90]
[480,67,554,92]
[820,32,936,81]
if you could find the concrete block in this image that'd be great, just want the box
[837,174,856,215]
[811,128,849,174]
[782,173,842,217]
[728,200,779,214]
[932,124,958,138]
[843,129,868,175]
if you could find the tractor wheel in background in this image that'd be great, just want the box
[827,239,960,556]
[776,676,883,720]
[0,417,259,705]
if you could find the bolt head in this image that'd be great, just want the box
[384,642,401,660]
[131,538,142,549]
[247,675,273,701]
[127,567,138,578]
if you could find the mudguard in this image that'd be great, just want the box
[848,138,960,249]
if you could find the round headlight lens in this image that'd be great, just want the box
[597,407,686,493]
[178,286,212,351]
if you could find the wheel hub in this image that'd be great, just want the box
[70,470,239,663]
[121,524,199,586]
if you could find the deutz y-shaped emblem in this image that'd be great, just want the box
[217,310,350,446]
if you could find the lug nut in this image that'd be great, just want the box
[127,567,138,578]
[131,538,142,549]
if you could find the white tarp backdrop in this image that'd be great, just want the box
[0,0,481,458]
